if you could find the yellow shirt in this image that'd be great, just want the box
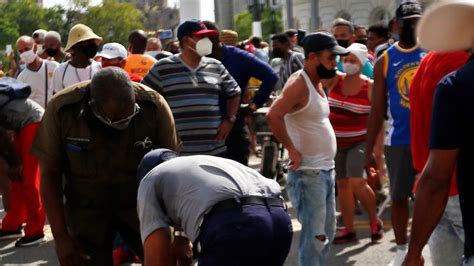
[124,54,158,78]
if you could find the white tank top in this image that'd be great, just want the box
[284,70,336,170]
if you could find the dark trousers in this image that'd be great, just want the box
[198,204,293,266]
[225,124,251,166]
[65,206,144,265]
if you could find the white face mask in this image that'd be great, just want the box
[189,37,213,57]
[20,49,36,65]
[343,62,361,76]
[36,44,43,55]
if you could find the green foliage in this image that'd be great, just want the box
[235,6,283,42]
[80,0,144,45]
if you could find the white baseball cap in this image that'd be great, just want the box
[96,42,128,60]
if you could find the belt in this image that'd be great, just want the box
[208,196,285,216]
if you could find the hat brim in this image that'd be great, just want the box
[193,29,218,36]
[96,52,121,59]
[329,45,350,56]
[398,14,422,20]
[65,35,103,52]
[417,1,474,51]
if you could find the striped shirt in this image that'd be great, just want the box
[279,51,305,87]
[142,54,240,156]
[328,77,371,148]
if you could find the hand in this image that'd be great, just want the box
[55,234,90,266]
[172,236,193,266]
[287,149,302,171]
[216,120,234,141]
[364,152,378,178]
[402,253,424,266]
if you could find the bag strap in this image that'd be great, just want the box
[44,61,48,108]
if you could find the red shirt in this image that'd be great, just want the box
[329,76,371,148]
[410,51,470,196]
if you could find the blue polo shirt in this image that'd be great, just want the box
[219,45,278,124]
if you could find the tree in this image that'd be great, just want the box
[80,0,145,45]
[235,6,283,42]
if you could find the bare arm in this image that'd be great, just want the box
[365,56,387,169]
[403,149,457,265]
[144,228,174,266]
[266,74,307,170]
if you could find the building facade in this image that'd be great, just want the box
[282,0,436,32]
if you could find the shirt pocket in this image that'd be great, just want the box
[64,137,96,180]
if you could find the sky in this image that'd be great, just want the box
[43,0,215,21]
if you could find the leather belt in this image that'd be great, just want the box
[208,196,285,216]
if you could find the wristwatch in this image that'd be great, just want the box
[225,115,237,123]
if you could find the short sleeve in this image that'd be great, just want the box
[219,64,240,99]
[31,98,64,166]
[137,176,171,242]
[429,77,460,150]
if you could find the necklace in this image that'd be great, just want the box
[73,63,93,83]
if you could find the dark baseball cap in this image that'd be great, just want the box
[137,149,178,182]
[396,1,422,20]
[302,32,349,56]
[177,19,217,41]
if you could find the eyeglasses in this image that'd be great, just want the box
[88,99,140,126]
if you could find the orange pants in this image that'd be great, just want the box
[1,123,45,236]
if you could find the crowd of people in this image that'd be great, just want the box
[0,0,473,265]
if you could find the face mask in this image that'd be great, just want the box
[317,62,337,79]
[45,48,59,57]
[20,49,36,64]
[36,44,43,55]
[343,62,361,76]
[189,37,212,57]
[89,101,140,130]
[399,21,416,46]
[146,51,159,58]
[336,39,350,48]
[355,39,367,46]
[81,44,99,58]
[272,48,284,58]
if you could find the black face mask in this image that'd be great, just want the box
[336,39,350,48]
[45,48,59,57]
[317,63,336,79]
[399,21,416,46]
[81,44,98,58]
[272,48,284,58]
[355,39,367,46]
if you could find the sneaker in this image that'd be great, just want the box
[15,234,47,247]
[0,226,23,239]
[370,219,384,242]
[387,249,407,266]
[333,228,357,244]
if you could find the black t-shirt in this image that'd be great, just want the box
[430,56,474,257]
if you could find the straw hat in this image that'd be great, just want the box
[417,1,474,51]
[65,24,103,52]
[220,30,239,46]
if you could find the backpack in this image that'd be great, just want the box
[0,77,31,108]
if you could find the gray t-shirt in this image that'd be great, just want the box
[137,155,282,242]
[0,98,44,132]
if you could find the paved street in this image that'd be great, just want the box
[0,155,433,265]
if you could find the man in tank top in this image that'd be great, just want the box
[267,32,349,266]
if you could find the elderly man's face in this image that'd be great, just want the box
[17,39,34,54]
[44,37,61,51]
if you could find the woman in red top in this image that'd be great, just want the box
[328,43,383,244]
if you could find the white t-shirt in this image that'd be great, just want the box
[52,60,101,93]
[17,60,59,109]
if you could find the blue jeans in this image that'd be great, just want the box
[287,169,336,266]
[198,204,293,266]
[429,195,464,266]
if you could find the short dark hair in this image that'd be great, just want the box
[249,36,262,48]
[128,30,148,54]
[90,67,134,109]
[285,29,297,38]
[368,23,390,40]
[332,18,355,33]
[271,33,289,44]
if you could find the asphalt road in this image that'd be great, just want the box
[0,155,433,265]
